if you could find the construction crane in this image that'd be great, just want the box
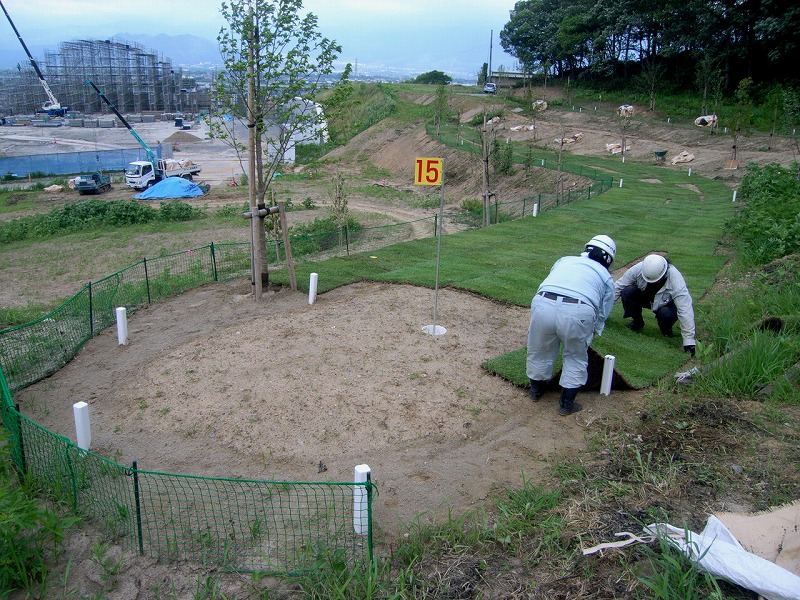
[86,80,202,189]
[85,80,156,166]
[0,0,68,116]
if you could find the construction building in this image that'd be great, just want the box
[0,38,205,116]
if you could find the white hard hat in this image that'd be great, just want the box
[585,235,616,259]
[642,254,668,282]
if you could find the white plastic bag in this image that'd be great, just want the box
[645,517,800,600]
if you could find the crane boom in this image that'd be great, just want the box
[0,0,65,114]
[85,80,157,165]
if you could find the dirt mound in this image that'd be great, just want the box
[164,130,202,143]
[326,116,581,205]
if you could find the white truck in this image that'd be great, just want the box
[86,80,202,190]
[125,158,202,190]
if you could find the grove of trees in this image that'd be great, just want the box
[499,0,799,91]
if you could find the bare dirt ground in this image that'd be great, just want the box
[5,93,800,598]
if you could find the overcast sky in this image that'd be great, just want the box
[1,0,520,79]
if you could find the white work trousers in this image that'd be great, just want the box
[526,294,596,389]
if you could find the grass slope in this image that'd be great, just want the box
[272,150,733,388]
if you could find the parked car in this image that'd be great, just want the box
[483,82,497,94]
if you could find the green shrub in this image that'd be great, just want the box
[460,198,483,212]
[158,201,203,222]
[215,203,248,221]
[728,162,800,264]
[0,199,204,243]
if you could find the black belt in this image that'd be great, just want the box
[539,291,586,305]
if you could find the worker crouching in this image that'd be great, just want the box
[614,254,696,357]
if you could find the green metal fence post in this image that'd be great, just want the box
[67,445,78,510]
[210,243,218,282]
[366,474,374,563]
[88,282,94,338]
[345,227,350,256]
[131,461,145,555]
[14,404,26,478]
[434,214,438,237]
[143,258,152,304]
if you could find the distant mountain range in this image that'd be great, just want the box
[0,32,479,83]
[115,33,223,67]
[0,33,224,70]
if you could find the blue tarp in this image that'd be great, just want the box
[134,177,205,200]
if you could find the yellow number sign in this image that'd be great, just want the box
[414,157,443,186]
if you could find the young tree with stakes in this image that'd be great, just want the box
[210,0,340,300]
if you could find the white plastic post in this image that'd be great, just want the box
[733,190,738,203]
[600,355,616,396]
[688,168,692,177]
[309,272,319,305]
[353,464,371,535]
[533,203,539,217]
[619,179,624,188]
[116,307,128,345]
[73,401,91,450]
[622,155,625,163]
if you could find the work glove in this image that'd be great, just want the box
[683,345,696,357]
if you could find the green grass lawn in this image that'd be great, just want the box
[271,154,733,389]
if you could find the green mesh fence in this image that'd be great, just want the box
[278,217,436,264]
[0,366,374,574]
[0,242,253,392]
[0,154,606,573]
[425,120,614,188]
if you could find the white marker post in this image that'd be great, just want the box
[533,202,540,217]
[415,157,447,336]
[308,272,319,305]
[600,355,616,396]
[353,464,371,535]
[73,401,91,450]
[116,307,128,345]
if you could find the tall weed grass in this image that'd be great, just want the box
[0,433,80,596]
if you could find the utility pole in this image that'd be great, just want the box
[488,30,493,84]
[482,111,491,227]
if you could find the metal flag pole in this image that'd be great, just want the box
[423,159,446,336]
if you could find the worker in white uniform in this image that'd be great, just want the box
[527,235,617,416]
[614,254,696,356]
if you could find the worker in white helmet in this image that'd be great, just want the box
[527,235,617,416]
[614,254,696,356]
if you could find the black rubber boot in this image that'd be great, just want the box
[529,379,545,402]
[558,388,582,416]
[626,318,644,331]
[659,324,675,338]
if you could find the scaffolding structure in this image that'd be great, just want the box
[0,38,183,116]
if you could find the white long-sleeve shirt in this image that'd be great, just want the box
[614,263,696,346]
[538,255,615,336]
